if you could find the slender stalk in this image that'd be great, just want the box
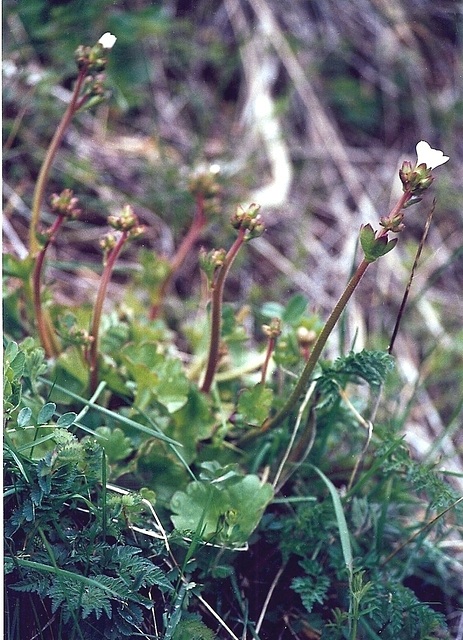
[260,258,370,433]
[388,198,435,354]
[29,68,87,254]
[150,193,207,319]
[261,336,275,385]
[32,214,66,357]
[201,227,246,393]
[88,231,129,392]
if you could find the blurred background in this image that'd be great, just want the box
[3,0,463,476]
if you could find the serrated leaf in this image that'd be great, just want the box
[237,383,274,426]
[123,342,189,413]
[95,426,134,463]
[292,572,330,613]
[37,402,56,425]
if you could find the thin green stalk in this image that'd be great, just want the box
[260,258,369,433]
[201,227,246,393]
[29,68,87,254]
[32,214,66,357]
[88,231,129,392]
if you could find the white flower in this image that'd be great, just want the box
[98,33,117,49]
[415,140,449,170]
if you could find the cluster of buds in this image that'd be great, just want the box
[188,164,222,216]
[199,247,227,284]
[230,203,265,239]
[73,33,116,110]
[262,317,282,340]
[379,211,405,234]
[74,33,117,73]
[100,232,118,255]
[107,204,145,237]
[369,141,449,258]
[101,205,145,264]
[399,141,449,200]
[50,189,81,219]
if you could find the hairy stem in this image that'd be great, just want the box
[201,227,246,393]
[29,68,87,254]
[32,215,66,357]
[89,232,129,392]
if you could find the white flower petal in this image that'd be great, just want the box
[98,33,117,49]
[415,140,449,169]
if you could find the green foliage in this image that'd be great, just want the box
[291,559,330,613]
[172,619,216,640]
[3,7,461,636]
[170,462,274,546]
[315,349,394,412]
[360,224,398,262]
[237,382,274,426]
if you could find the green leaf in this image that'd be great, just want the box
[122,342,189,413]
[17,407,33,428]
[56,412,77,427]
[95,426,134,463]
[10,351,26,379]
[311,465,352,574]
[260,301,285,320]
[37,402,56,425]
[282,294,309,325]
[56,346,89,390]
[155,358,190,413]
[360,224,398,263]
[2,254,35,280]
[171,473,273,546]
[4,341,19,364]
[237,383,274,426]
[172,619,216,640]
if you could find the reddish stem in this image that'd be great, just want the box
[150,193,208,320]
[89,232,129,392]
[29,67,88,254]
[32,214,66,357]
[261,337,276,385]
[201,227,247,393]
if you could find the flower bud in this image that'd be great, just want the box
[199,247,226,283]
[262,317,282,339]
[108,204,139,231]
[100,232,117,253]
[50,189,81,219]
